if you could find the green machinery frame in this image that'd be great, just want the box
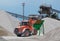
[33,20,44,35]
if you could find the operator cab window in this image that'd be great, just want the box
[31,17,37,20]
[20,22,29,26]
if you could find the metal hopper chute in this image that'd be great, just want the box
[38,4,60,20]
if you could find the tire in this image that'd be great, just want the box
[14,28,18,34]
[14,28,21,37]
[21,30,31,37]
[33,29,37,35]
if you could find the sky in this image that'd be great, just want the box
[0,0,60,18]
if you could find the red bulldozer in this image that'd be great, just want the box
[14,15,38,37]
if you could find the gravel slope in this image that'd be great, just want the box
[43,18,60,33]
[39,27,60,41]
[0,10,20,36]
[0,37,7,41]
[0,26,14,36]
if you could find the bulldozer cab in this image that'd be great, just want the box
[29,14,38,20]
[20,21,29,26]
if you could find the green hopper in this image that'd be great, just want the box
[33,20,44,35]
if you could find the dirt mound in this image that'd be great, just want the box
[0,10,20,36]
[0,26,13,36]
[43,17,60,33]
[39,27,60,41]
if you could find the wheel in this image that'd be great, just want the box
[21,30,31,37]
[33,29,37,35]
[14,28,18,34]
[14,28,21,37]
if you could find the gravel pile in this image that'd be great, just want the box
[0,10,20,36]
[43,17,60,33]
